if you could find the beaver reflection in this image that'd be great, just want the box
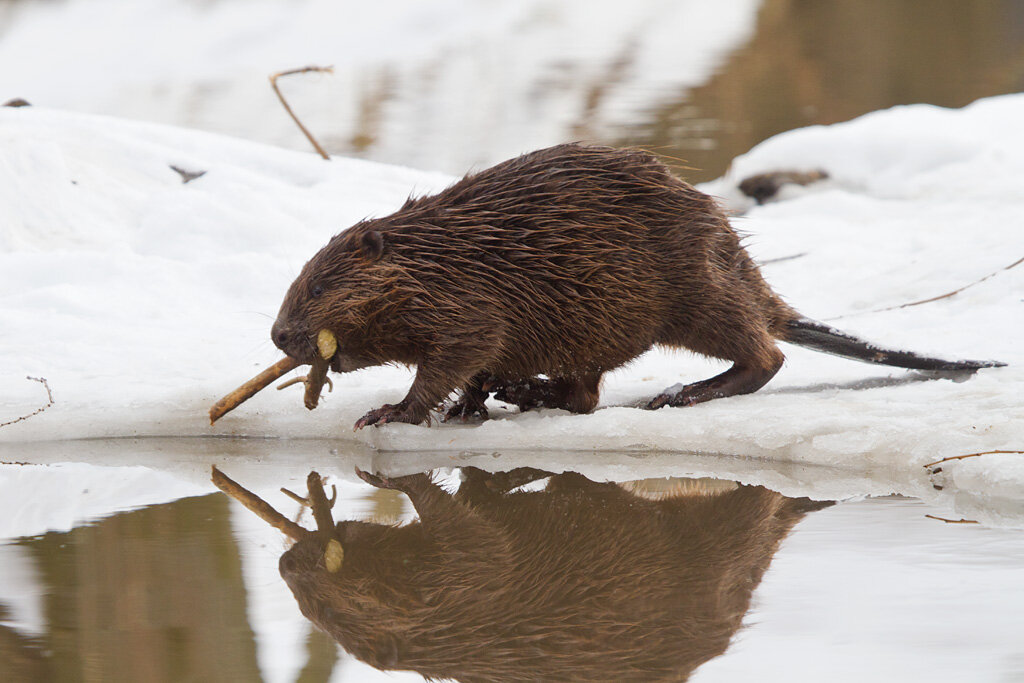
[216,467,831,682]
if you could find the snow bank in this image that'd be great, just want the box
[0,96,1021,518]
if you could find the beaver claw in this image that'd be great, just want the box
[353,400,417,430]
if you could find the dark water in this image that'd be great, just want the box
[615,0,1024,182]
[2,463,1022,683]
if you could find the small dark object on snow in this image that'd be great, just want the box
[270,144,1003,429]
[170,165,207,184]
[739,169,829,204]
[3,98,31,108]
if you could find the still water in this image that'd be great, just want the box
[282,0,1024,182]
[1,449,1022,683]
[614,0,1024,182]
[3,0,1021,184]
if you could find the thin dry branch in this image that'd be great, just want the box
[270,65,334,160]
[209,356,301,424]
[922,450,1023,469]
[831,255,1023,321]
[760,252,808,266]
[211,466,309,541]
[0,376,54,428]
[924,514,979,525]
[878,255,1023,312]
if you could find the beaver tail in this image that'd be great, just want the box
[782,317,1006,371]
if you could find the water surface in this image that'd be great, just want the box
[2,446,1022,682]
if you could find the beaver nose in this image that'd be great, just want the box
[279,553,298,575]
[271,320,291,350]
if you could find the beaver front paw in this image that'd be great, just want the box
[353,400,421,429]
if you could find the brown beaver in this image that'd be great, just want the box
[272,467,832,681]
[270,143,1003,428]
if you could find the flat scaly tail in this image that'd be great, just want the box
[783,318,1006,371]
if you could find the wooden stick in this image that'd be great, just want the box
[270,65,333,160]
[922,450,1023,469]
[209,357,301,424]
[878,255,1022,312]
[211,466,309,540]
[924,514,979,525]
[830,255,1023,321]
[306,471,337,539]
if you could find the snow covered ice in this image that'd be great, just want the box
[2,94,1022,522]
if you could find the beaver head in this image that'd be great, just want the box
[278,518,430,669]
[271,225,391,371]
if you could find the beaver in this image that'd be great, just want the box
[269,467,832,681]
[270,143,1003,428]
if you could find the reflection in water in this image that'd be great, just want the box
[277,467,831,681]
[621,0,1024,181]
[0,605,46,682]
[11,495,263,682]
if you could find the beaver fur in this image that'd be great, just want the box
[271,143,1003,428]
[279,468,831,681]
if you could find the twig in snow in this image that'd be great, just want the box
[760,252,808,266]
[922,450,1023,470]
[830,255,1023,321]
[170,165,207,184]
[0,376,54,428]
[270,65,333,160]
[924,514,979,525]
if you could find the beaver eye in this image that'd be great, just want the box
[311,285,324,298]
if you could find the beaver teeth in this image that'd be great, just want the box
[317,329,337,360]
[324,538,344,573]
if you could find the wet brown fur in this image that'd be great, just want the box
[272,143,798,426]
[279,469,830,681]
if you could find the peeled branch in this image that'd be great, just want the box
[282,329,336,410]
[208,329,338,423]
[209,357,300,424]
[303,356,331,410]
[211,467,344,572]
[210,466,308,541]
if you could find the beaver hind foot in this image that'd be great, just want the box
[647,353,785,409]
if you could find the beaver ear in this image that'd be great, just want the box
[359,231,385,261]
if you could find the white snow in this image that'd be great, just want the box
[1,96,1021,522]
